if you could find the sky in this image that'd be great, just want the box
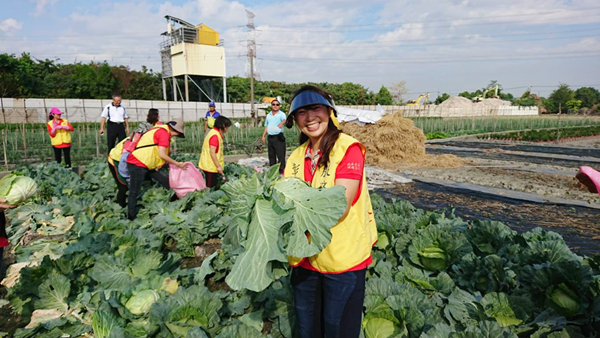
[1,0,600,100]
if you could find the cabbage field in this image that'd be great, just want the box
[0,160,599,337]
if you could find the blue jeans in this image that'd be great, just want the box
[291,267,366,338]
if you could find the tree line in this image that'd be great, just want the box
[434,81,600,114]
[0,53,394,106]
[2,53,598,113]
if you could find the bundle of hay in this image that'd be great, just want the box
[341,112,463,168]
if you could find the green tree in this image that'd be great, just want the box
[226,76,251,103]
[574,87,600,108]
[376,85,393,105]
[126,66,162,100]
[435,93,450,105]
[458,91,473,99]
[548,84,575,113]
[565,99,582,112]
[0,53,20,97]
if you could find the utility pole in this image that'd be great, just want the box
[250,45,255,119]
[245,9,257,121]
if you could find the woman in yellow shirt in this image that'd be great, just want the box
[46,107,74,168]
[199,116,231,188]
[284,85,376,338]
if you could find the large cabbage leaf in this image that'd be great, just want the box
[480,292,523,327]
[225,199,288,292]
[273,178,346,258]
[223,177,346,292]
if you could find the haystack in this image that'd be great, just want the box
[341,112,463,168]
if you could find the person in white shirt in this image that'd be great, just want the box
[261,99,287,173]
[99,94,130,152]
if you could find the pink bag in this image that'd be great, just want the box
[169,162,207,198]
[576,166,600,196]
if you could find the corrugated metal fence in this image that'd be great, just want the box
[0,98,538,123]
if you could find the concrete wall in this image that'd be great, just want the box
[0,98,538,124]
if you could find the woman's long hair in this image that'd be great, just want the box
[214,116,232,131]
[146,108,159,125]
[292,85,341,169]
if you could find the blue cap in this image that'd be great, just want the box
[209,101,215,107]
[289,90,336,116]
[286,90,337,129]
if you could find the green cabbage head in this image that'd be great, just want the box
[0,174,37,205]
[546,283,580,317]
[125,290,160,315]
[418,246,448,271]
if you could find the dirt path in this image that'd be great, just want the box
[401,162,600,204]
[374,138,600,254]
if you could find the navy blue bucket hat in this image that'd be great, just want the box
[286,89,338,128]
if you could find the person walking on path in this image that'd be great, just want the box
[126,119,187,220]
[47,107,74,168]
[204,102,221,133]
[100,94,130,152]
[283,85,377,338]
[261,99,287,174]
[199,116,231,188]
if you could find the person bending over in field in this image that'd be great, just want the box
[126,119,187,220]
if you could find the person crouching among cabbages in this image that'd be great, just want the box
[126,119,188,220]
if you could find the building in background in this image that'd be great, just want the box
[160,16,227,103]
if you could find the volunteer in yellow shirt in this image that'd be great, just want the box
[199,116,232,188]
[47,107,74,168]
[284,85,377,338]
[126,119,187,220]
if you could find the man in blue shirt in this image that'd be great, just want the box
[261,99,286,173]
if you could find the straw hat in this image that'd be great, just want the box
[168,119,185,138]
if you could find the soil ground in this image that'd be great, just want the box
[377,137,600,254]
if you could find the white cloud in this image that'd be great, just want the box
[2,0,599,97]
[30,0,56,17]
[375,23,424,43]
[0,18,23,34]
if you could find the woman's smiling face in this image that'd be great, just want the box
[294,104,330,140]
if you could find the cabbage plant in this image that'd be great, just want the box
[0,173,37,204]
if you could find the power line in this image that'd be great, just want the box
[259,51,600,64]
[256,27,600,46]
[259,34,600,49]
